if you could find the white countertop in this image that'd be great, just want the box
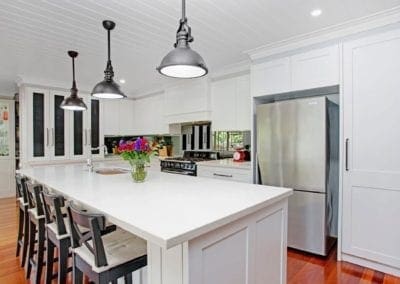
[197,158,251,170]
[18,162,291,249]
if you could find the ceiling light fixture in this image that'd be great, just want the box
[92,20,126,99]
[157,0,208,78]
[119,79,126,84]
[60,51,87,111]
[310,9,322,17]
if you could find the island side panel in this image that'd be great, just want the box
[188,199,288,284]
[147,242,189,284]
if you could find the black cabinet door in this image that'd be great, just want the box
[91,100,100,155]
[73,111,84,156]
[53,95,65,157]
[32,93,45,157]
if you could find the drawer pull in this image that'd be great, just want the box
[213,173,233,178]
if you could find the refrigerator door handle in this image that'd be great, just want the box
[345,138,349,171]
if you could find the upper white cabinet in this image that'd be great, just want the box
[251,45,339,97]
[119,99,136,135]
[251,57,291,97]
[134,93,168,135]
[291,45,339,90]
[211,74,250,131]
[164,79,210,124]
[102,99,122,136]
[342,29,400,274]
[102,99,137,135]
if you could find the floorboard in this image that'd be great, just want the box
[1,197,399,284]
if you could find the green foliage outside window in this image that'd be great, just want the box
[213,131,244,151]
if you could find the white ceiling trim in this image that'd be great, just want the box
[245,6,400,60]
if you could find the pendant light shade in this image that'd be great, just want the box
[92,20,126,99]
[157,0,207,78]
[60,51,87,111]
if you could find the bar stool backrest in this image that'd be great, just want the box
[67,201,108,268]
[41,190,68,236]
[26,182,44,216]
[15,174,28,204]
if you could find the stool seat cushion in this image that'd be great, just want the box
[28,208,45,220]
[18,197,28,206]
[46,217,71,240]
[73,228,147,273]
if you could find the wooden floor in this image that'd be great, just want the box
[1,197,399,284]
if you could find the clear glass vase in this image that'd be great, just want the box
[129,160,147,183]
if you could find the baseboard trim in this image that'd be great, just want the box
[341,253,400,277]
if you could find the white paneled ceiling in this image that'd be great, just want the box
[0,0,400,96]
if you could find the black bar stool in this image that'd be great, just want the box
[15,174,30,267]
[41,190,71,284]
[25,182,46,284]
[67,201,147,284]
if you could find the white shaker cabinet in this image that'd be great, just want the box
[68,93,91,160]
[164,80,210,123]
[24,87,66,162]
[119,99,135,135]
[291,45,339,91]
[197,163,252,183]
[210,77,236,131]
[251,45,339,97]
[211,74,250,131]
[102,99,121,136]
[342,29,400,275]
[235,74,251,131]
[133,94,168,135]
[21,87,103,165]
[251,57,291,97]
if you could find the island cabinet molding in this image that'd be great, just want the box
[342,28,400,277]
[18,163,291,284]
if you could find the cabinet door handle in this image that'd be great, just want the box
[52,128,55,146]
[84,129,87,146]
[88,129,91,146]
[213,173,233,178]
[46,128,49,146]
[345,138,349,171]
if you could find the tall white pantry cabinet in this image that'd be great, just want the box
[19,85,103,167]
[341,28,400,276]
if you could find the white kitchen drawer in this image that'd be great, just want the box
[197,165,252,183]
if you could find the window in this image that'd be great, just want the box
[213,131,246,151]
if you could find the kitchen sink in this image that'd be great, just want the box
[95,168,130,175]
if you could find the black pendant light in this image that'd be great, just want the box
[92,20,126,99]
[157,0,208,78]
[60,51,87,111]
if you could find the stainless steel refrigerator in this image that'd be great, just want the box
[256,96,338,256]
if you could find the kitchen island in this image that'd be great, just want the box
[18,162,292,284]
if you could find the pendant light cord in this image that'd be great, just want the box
[72,57,76,82]
[107,29,111,62]
[104,26,114,81]
[182,0,186,20]
[71,56,78,97]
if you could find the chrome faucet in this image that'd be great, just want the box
[86,158,94,172]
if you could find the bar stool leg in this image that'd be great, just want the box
[34,219,46,284]
[73,255,83,284]
[20,210,29,267]
[26,219,36,279]
[45,239,55,284]
[16,207,24,257]
[125,273,133,284]
[58,238,69,284]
